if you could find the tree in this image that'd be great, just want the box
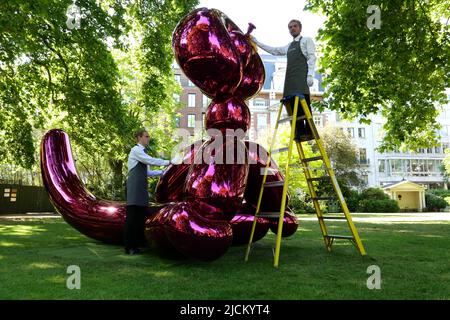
[0,0,198,198]
[305,0,450,152]
[0,0,137,171]
[256,124,317,198]
[317,125,367,190]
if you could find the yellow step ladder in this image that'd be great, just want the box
[244,94,366,268]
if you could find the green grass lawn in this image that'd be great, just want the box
[0,214,449,300]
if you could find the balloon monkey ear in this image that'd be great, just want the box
[172,8,242,100]
[245,22,256,36]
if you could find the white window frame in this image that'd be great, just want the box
[188,93,196,108]
[358,127,365,138]
[187,114,196,128]
[313,116,323,127]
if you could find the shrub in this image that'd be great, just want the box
[358,199,400,213]
[289,195,319,214]
[425,192,448,212]
[360,187,390,200]
[427,189,450,198]
[345,190,361,212]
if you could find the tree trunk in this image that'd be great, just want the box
[109,159,124,201]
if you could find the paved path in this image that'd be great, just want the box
[298,212,450,223]
[1,212,449,223]
[0,212,60,220]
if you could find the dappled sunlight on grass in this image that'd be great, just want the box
[151,271,175,278]
[27,262,61,270]
[0,241,24,247]
[418,234,445,238]
[46,275,65,284]
[0,224,47,236]
[62,236,83,240]
[360,220,450,225]
[86,247,104,259]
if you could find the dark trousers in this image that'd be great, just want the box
[283,94,313,141]
[124,205,147,250]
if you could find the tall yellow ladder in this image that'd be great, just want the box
[244,94,366,268]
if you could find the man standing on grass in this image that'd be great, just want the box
[251,19,317,141]
[124,129,171,255]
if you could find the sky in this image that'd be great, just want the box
[197,0,326,47]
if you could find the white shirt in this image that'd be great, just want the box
[252,34,316,77]
[127,143,170,177]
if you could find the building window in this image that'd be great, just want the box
[269,91,276,100]
[426,148,433,154]
[404,159,411,173]
[358,128,365,138]
[313,116,323,127]
[254,98,267,107]
[188,93,196,107]
[202,94,211,108]
[173,94,180,103]
[347,127,354,138]
[435,146,442,154]
[188,80,195,87]
[257,114,268,128]
[411,159,427,176]
[174,74,181,84]
[378,160,385,173]
[359,148,367,164]
[175,116,180,128]
[427,160,436,173]
[363,175,369,185]
[187,114,195,128]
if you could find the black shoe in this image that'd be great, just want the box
[125,248,142,255]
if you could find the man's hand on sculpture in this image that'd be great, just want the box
[307,75,314,87]
[170,154,183,165]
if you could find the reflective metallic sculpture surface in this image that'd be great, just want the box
[40,8,298,261]
[41,129,127,244]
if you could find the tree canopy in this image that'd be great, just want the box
[306,0,450,152]
[0,0,198,197]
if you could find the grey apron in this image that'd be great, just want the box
[126,153,148,207]
[283,38,310,97]
[283,38,313,140]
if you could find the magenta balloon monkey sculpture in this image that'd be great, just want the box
[40,8,298,261]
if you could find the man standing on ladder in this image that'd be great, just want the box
[251,19,317,141]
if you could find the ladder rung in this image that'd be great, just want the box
[257,212,281,218]
[289,163,326,170]
[325,235,354,240]
[307,176,329,181]
[319,216,347,220]
[278,115,307,124]
[264,181,285,188]
[271,147,289,154]
[302,156,323,162]
[311,196,337,201]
